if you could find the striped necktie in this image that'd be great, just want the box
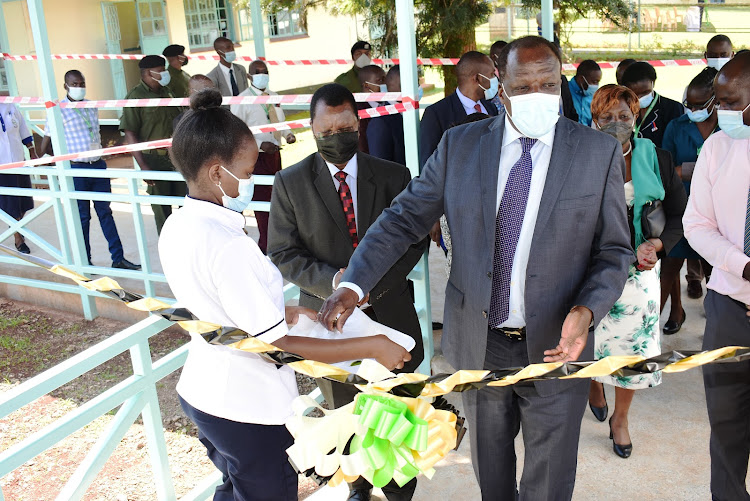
[745,186,750,256]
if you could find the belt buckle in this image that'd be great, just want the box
[503,328,525,341]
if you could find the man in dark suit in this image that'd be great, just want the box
[267,83,428,501]
[320,36,633,500]
[368,65,406,165]
[419,51,499,167]
[206,37,248,97]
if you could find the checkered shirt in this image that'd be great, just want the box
[45,97,102,162]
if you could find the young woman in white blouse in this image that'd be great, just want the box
[160,89,410,501]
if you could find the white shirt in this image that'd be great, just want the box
[158,196,298,424]
[218,62,237,94]
[494,116,555,328]
[230,86,288,147]
[0,103,31,164]
[456,88,488,115]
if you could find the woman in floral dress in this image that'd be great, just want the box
[587,85,687,458]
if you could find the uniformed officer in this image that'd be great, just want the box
[120,54,185,234]
[162,44,191,98]
[334,40,372,93]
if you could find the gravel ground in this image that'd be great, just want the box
[0,298,322,500]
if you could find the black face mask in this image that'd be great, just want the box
[315,131,359,165]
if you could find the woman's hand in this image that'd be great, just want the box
[285,305,318,326]
[636,240,659,271]
[372,334,411,370]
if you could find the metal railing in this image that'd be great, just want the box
[0,294,288,501]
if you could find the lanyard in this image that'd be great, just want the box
[248,85,274,120]
[71,106,96,141]
[0,112,5,132]
[634,92,659,136]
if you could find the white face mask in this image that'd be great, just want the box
[67,86,86,101]
[252,73,269,90]
[151,70,171,87]
[217,166,255,212]
[707,57,731,70]
[639,91,655,109]
[503,84,561,138]
[354,53,371,68]
[717,103,750,140]
[366,81,387,93]
[221,50,237,63]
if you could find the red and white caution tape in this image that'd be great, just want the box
[0,100,417,172]
[1,53,712,69]
[1,93,407,109]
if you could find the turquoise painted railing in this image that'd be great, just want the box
[0,283,300,501]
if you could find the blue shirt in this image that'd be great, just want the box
[44,97,102,162]
[567,77,593,126]
[661,114,718,168]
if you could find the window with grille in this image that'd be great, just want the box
[183,0,233,49]
[267,8,306,38]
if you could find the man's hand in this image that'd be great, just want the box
[371,335,411,370]
[286,133,296,144]
[429,221,442,246]
[285,305,318,326]
[743,262,750,282]
[260,141,280,154]
[543,306,593,363]
[318,287,359,332]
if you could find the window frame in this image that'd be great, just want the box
[183,0,235,50]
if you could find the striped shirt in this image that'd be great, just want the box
[44,97,102,162]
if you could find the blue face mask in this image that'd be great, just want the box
[221,50,237,63]
[582,76,599,97]
[417,86,424,101]
[217,166,254,212]
[686,97,715,123]
[717,103,750,139]
[478,73,499,101]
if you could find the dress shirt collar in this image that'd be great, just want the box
[219,62,232,76]
[325,153,359,182]
[183,195,246,231]
[456,87,482,111]
[502,115,556,148]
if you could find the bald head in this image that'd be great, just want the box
[715,52,750,125]
[249,60,268,75]
[456,51,496,102]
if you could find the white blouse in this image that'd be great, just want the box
[0,104,31,164]
[158,196,298,424]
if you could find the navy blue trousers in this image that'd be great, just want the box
[71,160,123,264]
[179,396,298,501]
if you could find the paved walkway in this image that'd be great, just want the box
[309,244,723,500]
[1,200,734,499]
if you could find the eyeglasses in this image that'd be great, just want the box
[313,126,358,140]
[682,95,716,111]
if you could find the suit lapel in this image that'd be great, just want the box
[312,154,350,241]
[449,92,466,122]
[356,154,376,239]
[532,119,579,237]
[480,115,505,247]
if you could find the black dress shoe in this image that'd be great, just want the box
[663,308,686,335]
[687,280,703,299]
[348,489,372,501]
[609,417,632,459]
[112,258,142,270]
[15,241,30,254]
[589,394,608,422]
[432,322,443,330]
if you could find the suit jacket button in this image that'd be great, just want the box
[482,310,488,318]
[487,271,492,278]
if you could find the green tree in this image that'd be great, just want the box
[234,0,491,95]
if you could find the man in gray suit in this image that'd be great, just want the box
[320,36,633,500]
[206,37,248,96]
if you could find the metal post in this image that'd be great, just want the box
[541,0,554,42]
[26,0,97,319]
[250,0,266,58]
[396,0,433,375]
[0,4,18,96]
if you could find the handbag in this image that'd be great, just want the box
[641,199,666,240]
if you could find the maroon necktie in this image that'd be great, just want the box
[335,171,358,248]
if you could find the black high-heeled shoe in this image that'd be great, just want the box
[589,391,608,422]
[609,417,632,459]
